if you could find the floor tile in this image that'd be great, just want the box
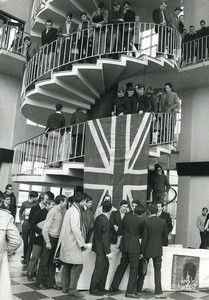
[13,291,50,300]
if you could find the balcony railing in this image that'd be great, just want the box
[12,113,180,177]
[182,35,209,66]
[0,24,29,56]
[22,22,181,94]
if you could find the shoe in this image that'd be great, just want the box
[68,289,84,297]
[109,287,120,295]
[27,274,34,282]
[51,284,62,290]
[135,292,141,297]
[36,283,48,290]
[155,294,167,299]
[62,288,69,293]
[125,293,140,298]
[89,290,104,296]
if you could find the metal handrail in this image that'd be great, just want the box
[182,34,209,66]
[0,24,29,56]
[12,112,180,177]
[22,22,181,94]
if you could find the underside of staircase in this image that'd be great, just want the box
[21,55,178,125]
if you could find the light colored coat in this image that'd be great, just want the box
[58,203,85,264]
[0,209,22,300]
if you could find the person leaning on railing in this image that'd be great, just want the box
[108,0,124,54]
[123,1,136,52]
[90,2,108,56]
[77,11,93,60]
[57,12,77,69]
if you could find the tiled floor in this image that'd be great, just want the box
[10,246,209,300]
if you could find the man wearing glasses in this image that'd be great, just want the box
[4,184,17,219]
[151,164,170,204]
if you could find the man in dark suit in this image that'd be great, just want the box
[157,202,173,246]
[110,200,128,244]
[152,1,168,54]
[45,103,66,167]
[41,19,57,70]
[123,1,136,51]
[57,12,77,69]
[70,108,88,161]
[109,205,145,298]
[89,201,112,296]
[140,204,167,299]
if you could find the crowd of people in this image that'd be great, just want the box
[0,181,173,299]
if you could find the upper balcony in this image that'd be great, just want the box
[0,25,29,78]
[21,21,180,125]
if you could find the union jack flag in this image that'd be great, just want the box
[84,113,152,209]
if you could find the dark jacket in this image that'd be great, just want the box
[159,211,173,246]
[110,210,123,244]
[70,110,89,135]
[137,94,151,113]
[114,96,131,115]
[141,215,167,258]
[41,27,57,52]
[92,214,111,255]
[152,8,168,25]
[119,213,144,254]
[46,112,66,136]
[29,204,48,246]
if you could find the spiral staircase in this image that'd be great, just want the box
[12,0,181,187]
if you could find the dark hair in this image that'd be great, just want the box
[136,83,145,90]
[157,201,164,207]
[132,199,140,206]
[80,11,87,17]
[46,19,53,24]
[147,86,154,95]
[160,0,167,5]
[54,195,66,205]
[24,36,31,42]
[200,20,205,24]
[102,194,111,203]
[98,2,105,9]
[165,82,173,89]
[66,12,73,18]
[102,201,112,213]
[124,1,131,6]
[29,191,38,199]
[68,195,76,204]
[189,25,194,29]
[5,184,13,190]
[55,103,63,111]
[75,193,87,203]
[202,207,208,212]
[154,88,160,94]
[120,200,128,206]
[46,191,55,200]
[134,205,145,216]
[154,163,162,171]
[148,204,158,215]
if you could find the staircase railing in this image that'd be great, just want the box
[182,34,209,66]
[0,24,29,56]
[22,22,181,94]
[12,113,180,177]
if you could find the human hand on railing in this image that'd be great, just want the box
[111,111,116,116]
[119,112,124,116]
[119,19,124,22]
[96,23,103,29]
[138,110,143,115]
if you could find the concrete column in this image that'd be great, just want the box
[176,87,209,248]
